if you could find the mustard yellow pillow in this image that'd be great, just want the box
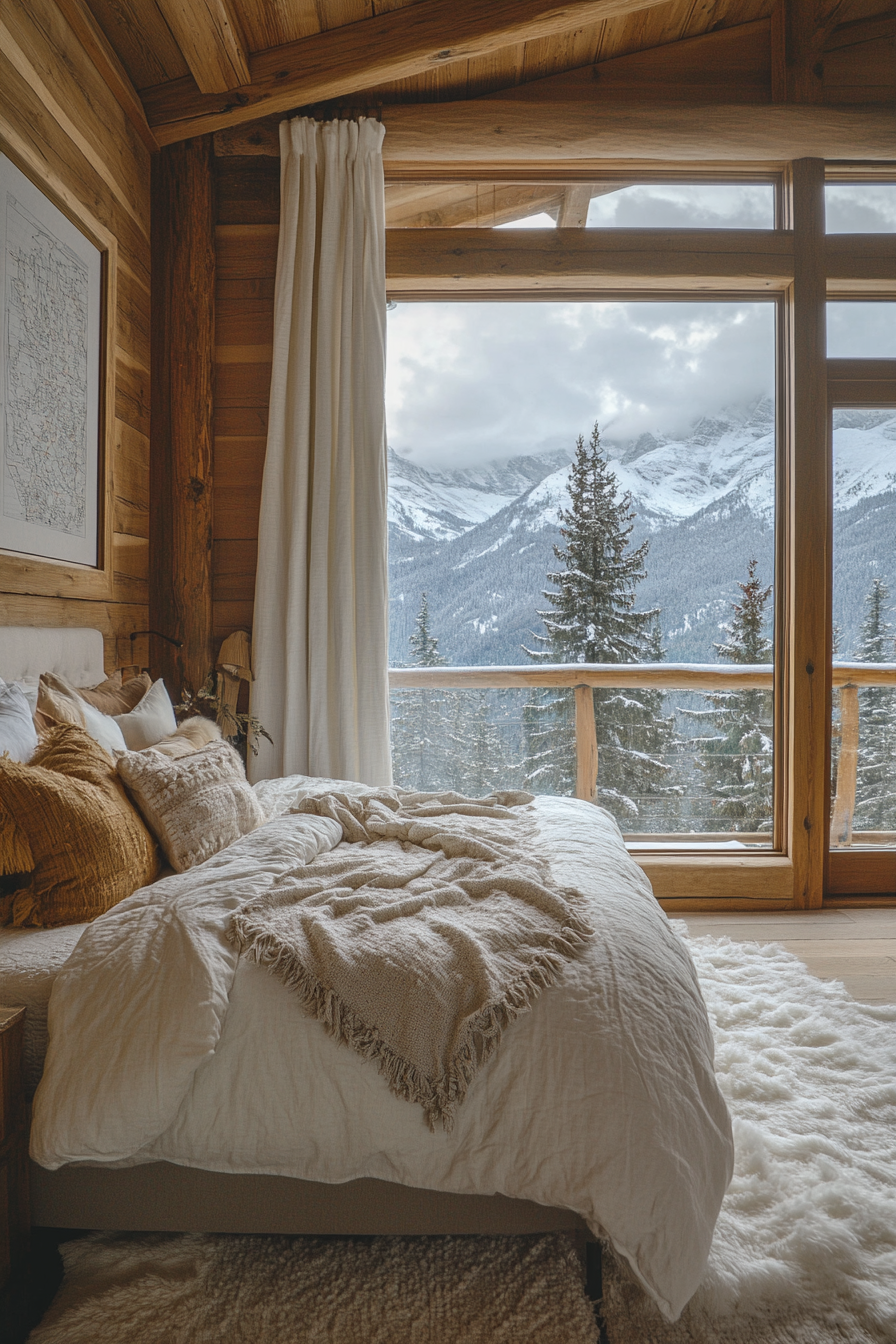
[0,724,160,928]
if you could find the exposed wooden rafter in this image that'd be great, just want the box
[155,0,250,94]
[140,0,675,145]
[771,0,852,104]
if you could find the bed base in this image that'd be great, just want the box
[31,1165,606,1338]
[30,1161,589,1237]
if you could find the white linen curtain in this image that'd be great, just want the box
[249,116,392,785]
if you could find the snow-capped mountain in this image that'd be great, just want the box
[388,406,896,666]
[387,446,571,542]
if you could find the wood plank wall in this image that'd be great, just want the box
[213,156,279,646]
[0,0,152,673]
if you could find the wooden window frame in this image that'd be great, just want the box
[384,158,896,909]
[826,356,896,899]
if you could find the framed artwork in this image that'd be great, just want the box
[0,149,115,594]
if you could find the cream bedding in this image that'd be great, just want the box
[30,788,733,1321]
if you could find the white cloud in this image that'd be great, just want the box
[386,300,776,470]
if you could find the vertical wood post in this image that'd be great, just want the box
[150,136,216,698]
[771,0,833,104]
[574,684,598,802]
[784,158,829,907]
[830,684,859,847]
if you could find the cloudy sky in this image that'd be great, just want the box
[385,183,896,470]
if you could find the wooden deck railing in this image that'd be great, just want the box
[389,661,896,837]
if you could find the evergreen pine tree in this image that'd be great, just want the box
[523,422,676,822]
[407,592,444,668]
[688,558,774,831]
[852,577,896,832]
[451,691,507,796]
[390,592,450,789]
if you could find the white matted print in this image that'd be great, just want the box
[0,153,102,566]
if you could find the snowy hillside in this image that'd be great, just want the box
[387,407,896,666]
[387,446,570,542]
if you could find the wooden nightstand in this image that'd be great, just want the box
[0,1006,28,1333]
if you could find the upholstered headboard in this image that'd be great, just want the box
[0,627,105,687]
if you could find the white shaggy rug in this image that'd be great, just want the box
[27,1231,598,1344]
[604,931,896,1344]
[28,933,896,1344]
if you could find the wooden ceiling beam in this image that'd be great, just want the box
[141,0,674,145]
[155,0,250,93]
[771,0,852,104]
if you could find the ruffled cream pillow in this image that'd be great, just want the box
[34,673,127,755]
[116,741,265,872]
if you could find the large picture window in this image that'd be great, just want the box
[383,160,896,899]
[387,299,778,847]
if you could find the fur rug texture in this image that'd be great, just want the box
[603,931,896,1344]
[28,932,896,1344]
[27,1231,598,1344]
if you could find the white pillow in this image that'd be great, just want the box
[114,679,177,750]
[13,682,39,716]
[0,681,39,762]
[79,699,127,755]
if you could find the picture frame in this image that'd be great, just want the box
[0,144,117,601]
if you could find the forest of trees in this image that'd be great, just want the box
[390,429,894,838]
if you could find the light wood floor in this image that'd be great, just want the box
[678,906,896,1005]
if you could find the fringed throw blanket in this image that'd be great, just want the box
[228,790,593,1130]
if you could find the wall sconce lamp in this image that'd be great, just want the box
[130,630,184,649]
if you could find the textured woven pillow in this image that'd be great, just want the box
[0,725,160,928]
[117,741,265,872]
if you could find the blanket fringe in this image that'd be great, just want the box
[230,906,592,1132]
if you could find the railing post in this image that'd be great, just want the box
[574,684,598,802]
[831,683,859,847]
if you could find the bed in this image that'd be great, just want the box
[0,626,733,1322]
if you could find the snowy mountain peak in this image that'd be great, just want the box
[387,445,570,543]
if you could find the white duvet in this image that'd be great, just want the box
[31,785,733,1320]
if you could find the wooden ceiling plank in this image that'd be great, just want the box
[52,0,159,152]
[86,0,190,89]
[825,10,896,51]
[155,0,251,92]
[142,0,678,143]
[490,19,772,103]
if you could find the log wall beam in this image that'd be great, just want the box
[211,101,896,166]
[141,0,680,144]
[385,227,795,293]
[377,102,896,165]
[150,136,216,698]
